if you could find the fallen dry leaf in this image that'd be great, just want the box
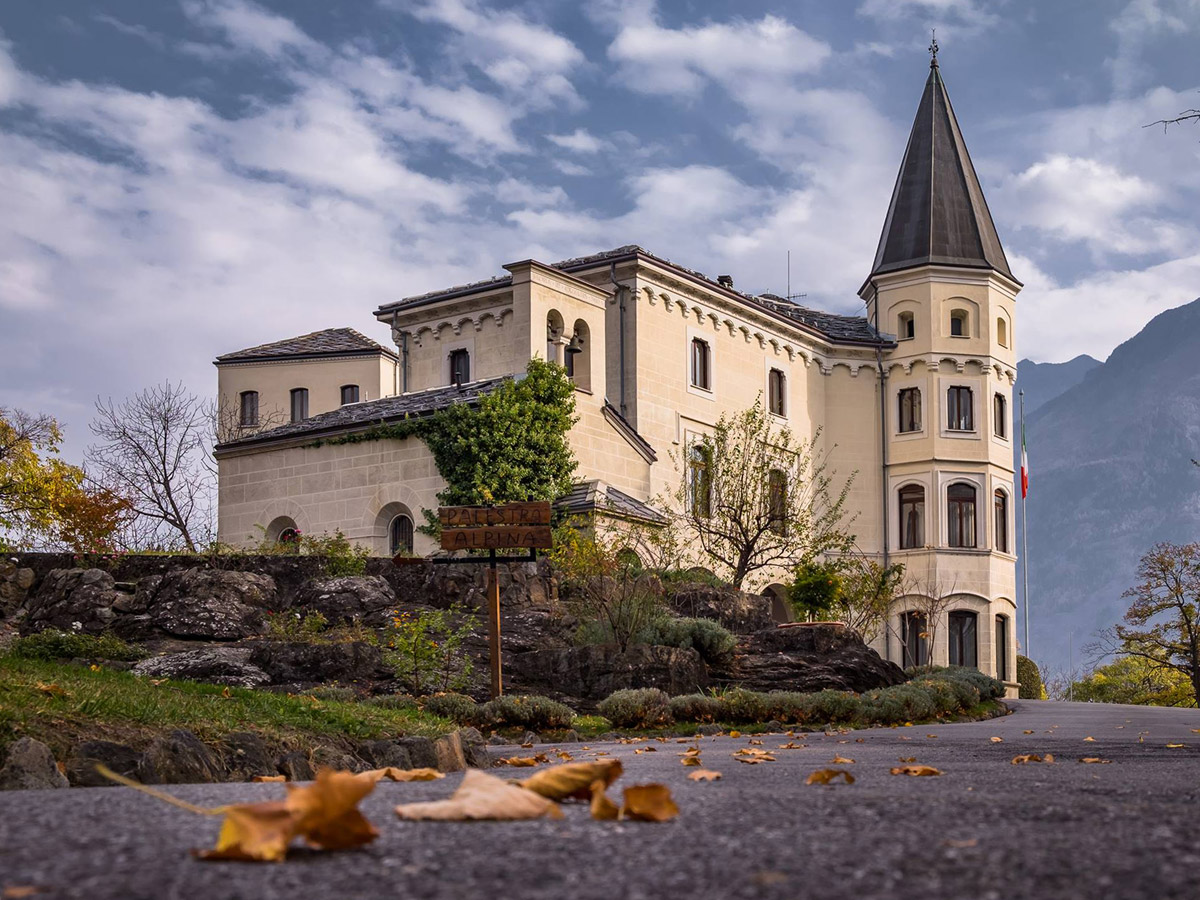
[687,769,722,782]
[805,768,855,785]
[556,751,573,761]
[589,780,620,821]
[519,760,623,801]
[1010,754,1054,765]
[497,757,540,768]
[1023,730,1035,735]
[35,682,69,699]
[520,742,534,749]
[3,887,41,899]
[1079,757,1111,764]
[926,734,938,740]
[1166,743,1185,749]
[830,756,855,764]
[989,737,1003,743]
[729,731,742,739]
[1191,729,1200,734]
[890,765,942,777]
[367,768,445,782]
[854,738,865,744]
[776,742,805,750]
[395,769,562,822]
[898,757,917,763]
[943,838,978,849]
[681,757,703,767]
[1083,737,1096,743]
[748,739,764,746]
[252,775,287,783]
[620,784,679,822]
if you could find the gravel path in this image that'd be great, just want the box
[2,699,1199,900]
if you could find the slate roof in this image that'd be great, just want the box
[869,61,1015,283]
[377,245,887,347]
[216,328,396,363]
[215,376,510,450]
[554,480,668,525]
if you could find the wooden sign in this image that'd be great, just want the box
[439,501,552,528]
[440,524,553,551]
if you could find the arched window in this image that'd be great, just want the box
[994,489,1009,553]
[898,485,925,549]
[898,387,921,433]
[568,319,592,391]
[239,391,259,427]
[950,309,968,337]
[996,614,1009,681]
[546,310,565,365]
[290,388,308,422]
[947,386,974,431]
[993,393,1007,438]
[768,368,786,416]
[266,516,298,543]
[948,483,977,548]
[389,514,414,556]
[948,610,978,667]
[768,469,787,535]
[688,444,712,517]
[900,611,928,668]
[996,316,1008,348]
[898,311,915,340]
[448,349,470,385]
[341,384,360,405]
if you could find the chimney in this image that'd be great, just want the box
[717,275,734,289]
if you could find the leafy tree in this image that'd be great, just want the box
[1069,656,1195,707]
[830,556,905,644]
[86,382,213,551]
[1097,542,1200,707]
[669,399,855,591]
[787,560,842,620]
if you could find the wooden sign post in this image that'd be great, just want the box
[433,501,553,699]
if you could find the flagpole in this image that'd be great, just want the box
[1020,390,1030,661]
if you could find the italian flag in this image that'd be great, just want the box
[1021,421,1030,499]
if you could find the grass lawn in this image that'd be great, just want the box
[0,655,455,760]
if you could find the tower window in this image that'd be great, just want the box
[900,611,928,668]
[948,483,977,548]
[997,316,1008,348]
[688,444,712,517]
[449,349,470,385]
[898,387,921,433]
[691,338,712,390]
[768,469,787,535]
[996,615,1009,681]
[898,484,925,549]
[994,489,1009,553]
[239,391,259,427]
[768,368,786,416]
[898,311,915,340]
[290,388,308,423]
[947,386,974,431]
[948,611,978,668]
[341,384,360,405]
[993,393,1007,438]
[950,309,968,337]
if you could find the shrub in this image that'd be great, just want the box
[760,692,813,724]
[926,673,980,710]
[596,688,672,729]
[1016,655,1044,700]
[944,667,1005,701]
[383,604,477,695]
[716,687,770,724]
[643,617,737,665]
[478,695,576,731]
[859,684,937,725]
[305,685,358,702]
[910,677,961,716]
[423,692,480,725]
[267,610,329,641]
[787,560,842,621]
[805,689,862,724]
[667,693,724,723]
[11,630,145,662]
[362,693,419,711]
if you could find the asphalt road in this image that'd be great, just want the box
[3,700,1200,900]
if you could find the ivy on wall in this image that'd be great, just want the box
[314,359,578,532]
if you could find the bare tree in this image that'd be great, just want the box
[669,400,855,591]
[886,565,958,668]
[87,382,213,551]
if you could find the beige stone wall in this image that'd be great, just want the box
[216,354,396,432]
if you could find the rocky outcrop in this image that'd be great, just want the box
[132,646,270,688]
[66,741,143,787]
[718,624,906,694]
[137,729,225,785]
[509,644,708,704]
[667,583,775,634]
[138,569,276,640]
[20,569,125,635]
[248,640,386,686]
[0,738,69,790]
[296,576,396,625]
[219,732,278,781]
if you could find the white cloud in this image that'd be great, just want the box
[1106,0,1199,96]
[608,14,830,97]
[547,129,611,154]
[181,0,324,61]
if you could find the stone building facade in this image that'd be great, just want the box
[214,61,1021,693]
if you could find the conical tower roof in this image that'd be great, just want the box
[868,60,1016,284]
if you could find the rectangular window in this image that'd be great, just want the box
[900,612,928,668]
[290,388,308,423]
[341,384,360,405]
[768,369,786,416]
[948,611,978,668]
[691,338,711,390]
[239,391,259,427]
[948,483,977,548]
[768,469,787,535]
[688,444,712,517]
[898,485,925,549]
[994,490,1008,553]
[898,388,921,433]
[996,615,1009,681]
[947,386,974,431]
[993,393,1007,438]
[449,349,470,385]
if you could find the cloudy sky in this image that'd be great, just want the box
[1,0,1198,460]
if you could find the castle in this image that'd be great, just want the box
[214,58,1021,694]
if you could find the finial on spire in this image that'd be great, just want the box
[928,29,939,68]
